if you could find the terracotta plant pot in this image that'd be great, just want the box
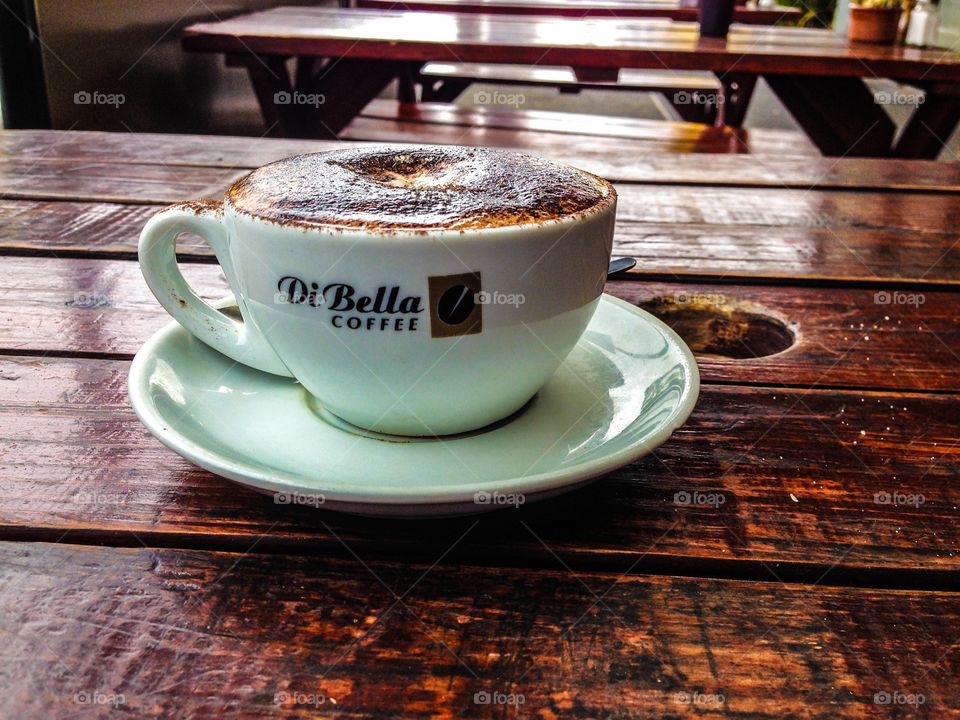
[848,6,902,43]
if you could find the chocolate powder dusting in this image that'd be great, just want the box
[173,199,223,216]
[227,146,614,231]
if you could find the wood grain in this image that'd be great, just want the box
[7,127,960,190]
[4,152,960,284]
[6,166,960,246]
[0,157,248,204]
[610,223,960,286]
[0,200,159,258]
[182,6,960,81]
[4,188,960,287]
[3,353,960,578]
[0,128,346,168]
[342,108,820,157]
[1,542,959,719]
[0,257,956,390]
[4,124,959,717]
[358,0,802,23]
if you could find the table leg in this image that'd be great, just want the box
[294,57,316,95]
[226,54,292,137]
[228,53,410,139]
[667,95,717,125]
[765,75,896,156]
[397,62,420,104]
[420,77,472,102]
[893,85,960,159]
[716,72,757,128]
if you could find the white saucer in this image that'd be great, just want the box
[128,294,699,517]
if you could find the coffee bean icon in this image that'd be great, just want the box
[437,285,476,326]
[428,272,482,338]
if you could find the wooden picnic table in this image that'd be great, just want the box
[356,0,804,25]
[182,6,960,157]
[2,128,960,717]
[355,0,799,120]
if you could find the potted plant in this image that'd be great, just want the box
[848,0,903,43]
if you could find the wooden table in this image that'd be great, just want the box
[3,129,960,717]
[183,6,960,157]
[356,0,799,121]
[356,0,804,25]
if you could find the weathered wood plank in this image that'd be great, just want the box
[0,541,957,718]
[0,129,343,169]
[0,256,955,391]
[0,157,248,203]
[6,128,960,190]
[619,280,960,393]
[0,200,160,258]
[611,223,960,286]
[3,181,960,285]
[2,354,959,577]
[6,171,960,239]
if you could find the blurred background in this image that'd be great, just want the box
[2,0,959,152]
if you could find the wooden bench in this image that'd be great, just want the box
[341,98,818,156]
[417,62,724,123]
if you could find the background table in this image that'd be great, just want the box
[1,130,960,717]
[183,6,960,157]
[354,0,799,122]
[356,0,803,24]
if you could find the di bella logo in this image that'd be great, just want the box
[428,272,482,339]
[275,272,482,338]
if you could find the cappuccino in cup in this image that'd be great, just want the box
[139,146,616,436]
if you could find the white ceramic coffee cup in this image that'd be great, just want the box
[139,154,616,436]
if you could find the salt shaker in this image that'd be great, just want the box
[906,0,940,47]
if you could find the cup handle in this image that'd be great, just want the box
[138,201,292,377]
